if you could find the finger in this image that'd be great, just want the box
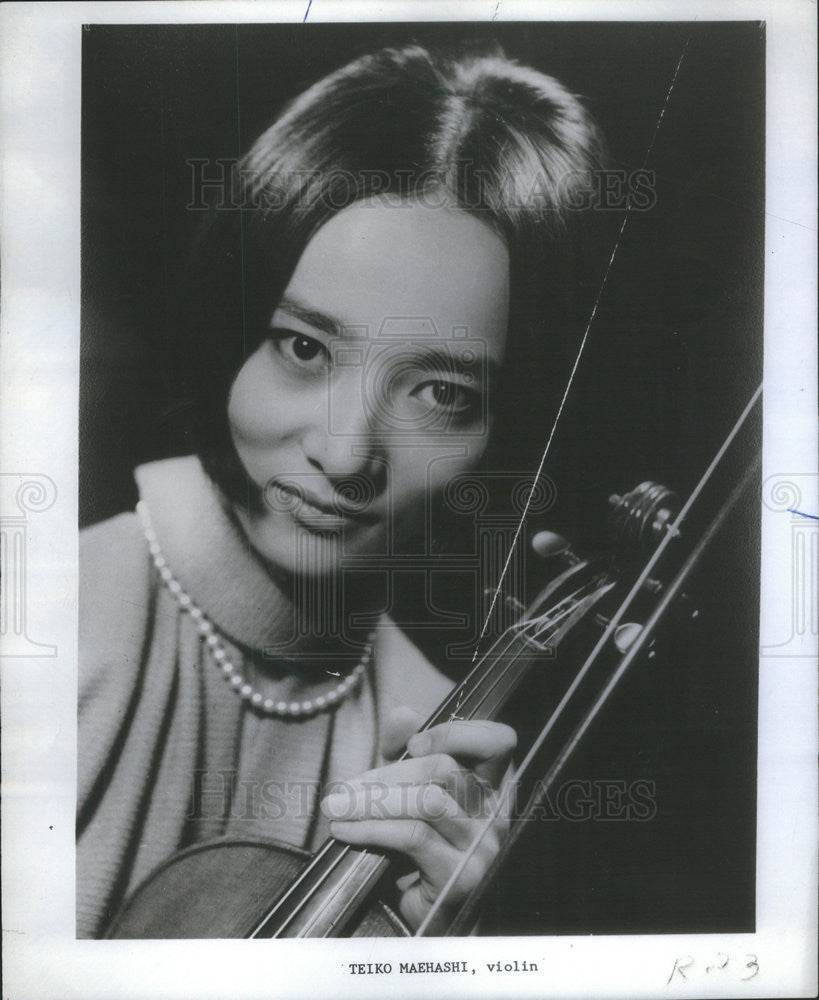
[335,754,488,813]
[398,880,441,933]
[322,782,482,851]
[330,816,495,932]
[395,870,421,893]
[380,705,425,761]
[407,719,517,786]
[398,872,487,933]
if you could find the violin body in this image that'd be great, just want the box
[106,838,409,938]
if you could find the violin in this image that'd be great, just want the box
[105,390,761,939]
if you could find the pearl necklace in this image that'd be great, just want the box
[136,500,372,718]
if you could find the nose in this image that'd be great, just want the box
[301,373,383,484]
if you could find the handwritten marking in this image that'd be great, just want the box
[788,508,819,520]
[667,956,694,983]
[303,0,312,22]
[705,952,729,973]
[667,952,760,984]
[742,954,760,981]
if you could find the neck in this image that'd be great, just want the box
[251,558,383,676]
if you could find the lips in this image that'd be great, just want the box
[270,480,379,526]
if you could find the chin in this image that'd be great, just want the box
[242,510,383,579]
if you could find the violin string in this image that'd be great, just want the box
[413,383,761,937]
[422,603,569,728]
[474,40,691,667]
[424,579,598,733]
[298,850,380,938]
[433,569,606,728]
[431,590,591,729]
[309,585,595,935]
[249,587,591,937]
[248,619,541,936]
[246,850,326,936]
[457,580,603,723]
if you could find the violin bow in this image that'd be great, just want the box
[415,34,764,937]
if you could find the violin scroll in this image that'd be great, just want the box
[607,481,680,554]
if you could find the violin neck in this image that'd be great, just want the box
[425,632,552,725]
[249,628,561,937]
[250,839,390,938]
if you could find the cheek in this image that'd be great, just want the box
[227,352,287,447]
[389,433,491,511]
[226,370,252,444]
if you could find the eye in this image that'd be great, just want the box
[414,380,479,418]
[269,328,329,370]
[291,334,323,362]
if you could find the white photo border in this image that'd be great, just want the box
[1,2,816,998]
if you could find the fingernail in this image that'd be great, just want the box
[408,732,431,755]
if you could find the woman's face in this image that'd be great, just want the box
[228,197,510,576]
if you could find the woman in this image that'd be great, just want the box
[78,43,605,938]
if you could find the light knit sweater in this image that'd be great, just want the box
[77,456,453,938]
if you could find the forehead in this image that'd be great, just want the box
[281,198,510,362]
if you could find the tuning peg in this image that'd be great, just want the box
[608,482,680,553]
[531,530,570,558]
[613,622,643,653]
[483,589,525,616]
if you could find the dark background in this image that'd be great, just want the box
[81,21,763,936]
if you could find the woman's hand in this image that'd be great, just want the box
[320,706,516,933]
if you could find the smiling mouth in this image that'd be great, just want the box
[271,481,380,527]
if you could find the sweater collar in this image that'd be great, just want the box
[133,455,452,715]
[135,455,295,652]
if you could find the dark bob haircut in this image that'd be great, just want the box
[183,43,608,504]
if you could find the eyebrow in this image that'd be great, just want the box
[275,296,342,337]
[414,347,500,384]
[275,294,500,382]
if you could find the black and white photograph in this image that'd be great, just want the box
[78,18,766,942]
[1,2,816,998]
